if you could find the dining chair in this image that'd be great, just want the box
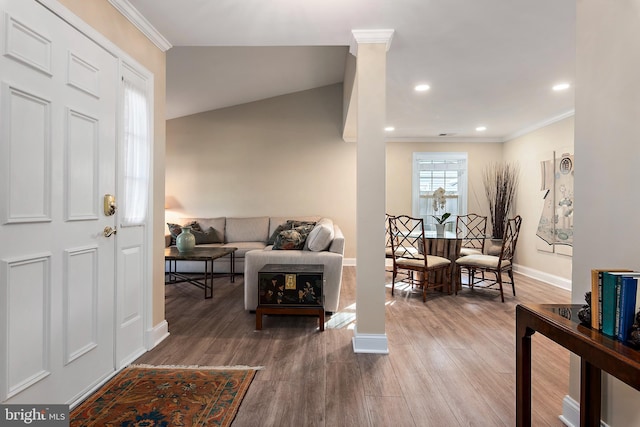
[385,213,397,273]
[455,213,487,256]
[388,215,452,302]
[454,215,522,302]
[455,213,488,285]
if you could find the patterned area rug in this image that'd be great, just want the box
[70,364,257,427]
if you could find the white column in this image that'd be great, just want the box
[351,29,393,354]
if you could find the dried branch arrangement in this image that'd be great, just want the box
[483,162,520,238]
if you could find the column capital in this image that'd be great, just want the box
[350,29,394,56]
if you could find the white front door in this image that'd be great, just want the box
[0,0,117,403]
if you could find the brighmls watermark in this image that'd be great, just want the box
[1,405,68,426]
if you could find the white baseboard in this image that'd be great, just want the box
[560,395,609,427]
[146,320,170,350]
[352,326,389,354]
[513,264,572,291]
[343,257,356,266]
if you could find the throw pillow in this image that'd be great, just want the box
[273,229,306,250]
[267,222,290,245]
[191,226,222,244]
[272,223,316,250]
[167,221,201,245]
[306,218,335,251]
[267,220,316,245]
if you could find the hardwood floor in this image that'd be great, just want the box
[135,267,571,426]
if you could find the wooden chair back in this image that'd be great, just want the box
[456,213,487,252]
[497,215,522,267]
[387,215,425,263]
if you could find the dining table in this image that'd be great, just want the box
[422,231,463,293]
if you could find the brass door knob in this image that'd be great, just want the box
[103,226,117,237]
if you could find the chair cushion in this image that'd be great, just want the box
[459,247,483,257]
[396,255,450,269]
[455,254,510,269]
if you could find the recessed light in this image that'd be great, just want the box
[553,83,570,91]
[414,84,430,92]
[384,126,395,132]
[476,126,487,132]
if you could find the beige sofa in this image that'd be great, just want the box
[165,216,344,312]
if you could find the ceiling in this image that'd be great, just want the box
[125,0,575,141]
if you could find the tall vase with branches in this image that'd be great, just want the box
[483,162,520,239]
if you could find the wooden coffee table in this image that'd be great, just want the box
[164,246,237,299]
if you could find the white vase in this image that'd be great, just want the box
[176,226,196,252]
[435,223,445,237]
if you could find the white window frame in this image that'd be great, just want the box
[412,152,468,227]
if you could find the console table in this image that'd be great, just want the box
[256,264,325,331]
[516,303,640,427]
[165,246,237,299]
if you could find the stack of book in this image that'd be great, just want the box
[590,269,640,342]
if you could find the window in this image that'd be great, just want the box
[412,152,468,228]
[121,70,150,226]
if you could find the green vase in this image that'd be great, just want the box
[176,226,196,252]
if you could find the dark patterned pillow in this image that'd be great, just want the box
[273,229,306,250]
[267,220,316,245]
[192,227,222,244]
[272,224,316,250]
[167,221,201,245]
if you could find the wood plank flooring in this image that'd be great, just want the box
[135,267,571,426]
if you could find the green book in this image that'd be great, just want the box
[602,271,640,337]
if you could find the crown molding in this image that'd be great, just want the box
[108,0,172,52]
[505,109,575,141]
[386,136,504,143]
[350,29,394,56]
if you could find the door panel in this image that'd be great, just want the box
[0,0,117,403]
[115,63,151,368]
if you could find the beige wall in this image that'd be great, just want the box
[166,84,357,258]
[385,141,503,218]
[57,0,167,326]
[572,0,640,424]
[503,117,574,285]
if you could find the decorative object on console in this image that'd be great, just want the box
[629,311,640,348]
[483,162,519,239]
[176,226,196,252]
[577,291,591,326]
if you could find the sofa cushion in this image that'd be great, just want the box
[225,216,269,243]
[306,218,335,252]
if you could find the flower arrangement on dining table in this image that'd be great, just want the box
[431,187,451,224]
